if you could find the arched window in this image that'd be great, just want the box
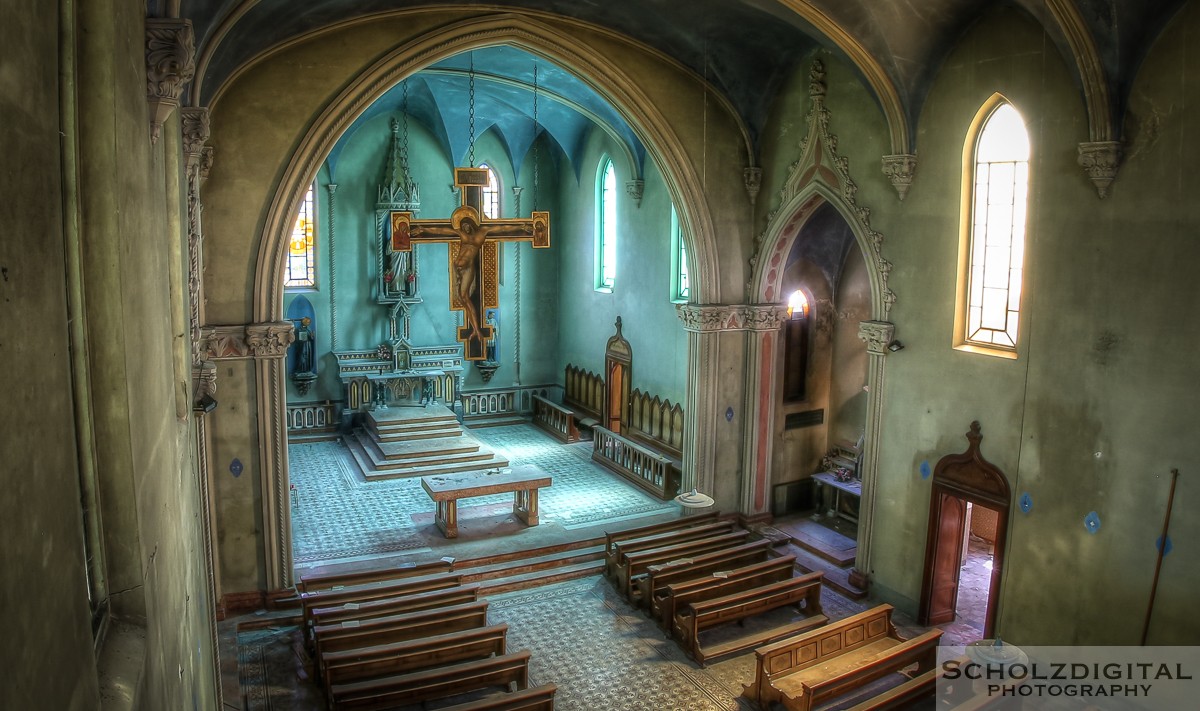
[956,99,1029,356]
[596,159,617,290]
[285,183,317,289]
[782,289,811,402]
[480,163,500,219]
[671,205,690,301]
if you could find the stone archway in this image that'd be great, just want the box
[244,15,732,590]
[744,59,896,588]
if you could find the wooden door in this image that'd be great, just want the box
[607,362,624,434]
[921,491,967,625]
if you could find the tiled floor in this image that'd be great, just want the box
[955,536,994,634]
[288,426,677,566]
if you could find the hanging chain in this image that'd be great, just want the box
[468,55,476,167]
[401,80,410,172]
[532,64,539,213]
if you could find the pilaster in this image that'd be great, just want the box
[850,320,896,589]
[145,19,195,143]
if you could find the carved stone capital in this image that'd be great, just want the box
[676,304,788,333]
[199,146,215,181]
[181,107,210,158]
[881,154,917,201]
[744,167,763,206]
[202,322,296,359]
[145,19,195,143]
[246,322,297,358]
[857,320,896,356]
[1077,141,1122,198]
[192,360,217,400]
[625,179,645,208]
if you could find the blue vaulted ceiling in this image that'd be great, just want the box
[324,46,645,182]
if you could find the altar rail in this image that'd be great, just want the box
[593,426,680,500]
[287,400,341,432]
[532,394,580,443]
[459,385,558,418]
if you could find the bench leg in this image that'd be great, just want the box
[435,499,459,538]
[513,488,540,526]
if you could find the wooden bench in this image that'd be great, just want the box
[330,649,531,710]
[606,519,735,579]
[603,511,721,571]
[655,555,802,629]
[310,582,481,628]
[438,683,557,711]
[297,557,455,594]
[532,394,579,443]
[614,529,750,598]
[299,571,463,634]
[314,600,489,661]
[673,574,828,666]
[631,538,773,609]
[743,604,942,711]
[322,622,509,699]
[843,667,939,711]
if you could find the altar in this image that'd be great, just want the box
[334,345,464,411]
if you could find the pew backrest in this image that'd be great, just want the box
[632,538,773,607]
[330,650,531,711]
[298,558,454,593]
[655,555,800,626]
[300,571,463,630]
[315,600,489,659]
[436,683,557,711]
[604,512,722,555]
[311,583,480,627]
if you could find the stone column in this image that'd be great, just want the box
[677,304,786,514]
[246,322,297,590]
[327,183,338,351]
[850,320,896,589]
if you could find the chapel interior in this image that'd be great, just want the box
[4,0,1199,709]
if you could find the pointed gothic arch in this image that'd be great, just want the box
[743,59,895,588]
[243,14,729,588]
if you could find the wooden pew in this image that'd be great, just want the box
[673,574,827,666]
[630,538,773,609]
[614,529,750,598]
[438,684,558,711]
[603,511,721,570]
[743,604,942,711]
[314,600,489,661]
[330,650,532,710]
[843,667,939,711]
[322,623,508,699]
[655,556,802,629]
[297,557,454,594]
[300,571,463,633]
[310,582,481,628]
[606,519,734,579]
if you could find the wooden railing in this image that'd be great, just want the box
[531,394,579,443]
[593,426,680,500]
[459,385,556,418]
[287,400,340,432]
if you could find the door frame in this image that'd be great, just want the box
[603,316,632,435]
[918,421,1011,637]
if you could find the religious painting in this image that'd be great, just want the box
[390,211,413,252]
[531,211,550,247]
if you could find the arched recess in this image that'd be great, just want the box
[246,14,728,589]
[744,60,894,588]
[919,421,1011,638]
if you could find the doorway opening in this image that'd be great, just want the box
[919,422,1010,639]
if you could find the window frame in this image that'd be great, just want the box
[479,163,501,219]
[670,205,690,303]
[285,182,318,291]
[595,158,617,292]
[953,95,1029,359]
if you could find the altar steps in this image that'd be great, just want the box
[462,413,528,429]
[346,433,509,481]
[366,405,464,442]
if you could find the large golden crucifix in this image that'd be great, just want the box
[390,166,550,360]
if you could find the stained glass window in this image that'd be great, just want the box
[597,159,617,290]
[480,164,500,219]
[285,184,316,289]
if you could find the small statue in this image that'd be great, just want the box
[420,378,435,407]
[294,317,315,375]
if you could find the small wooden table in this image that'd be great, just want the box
[421,465,552,538]
[812,471,862,523]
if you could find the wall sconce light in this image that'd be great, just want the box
[887,340,904,352]
[193,394,218,413]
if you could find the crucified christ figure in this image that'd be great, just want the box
[410,206,532,345]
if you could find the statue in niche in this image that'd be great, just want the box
[385,249,413,298]
[294,317,315,375]
[485,309,499,362]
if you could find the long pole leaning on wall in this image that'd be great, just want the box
[1141,468,1180,646]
